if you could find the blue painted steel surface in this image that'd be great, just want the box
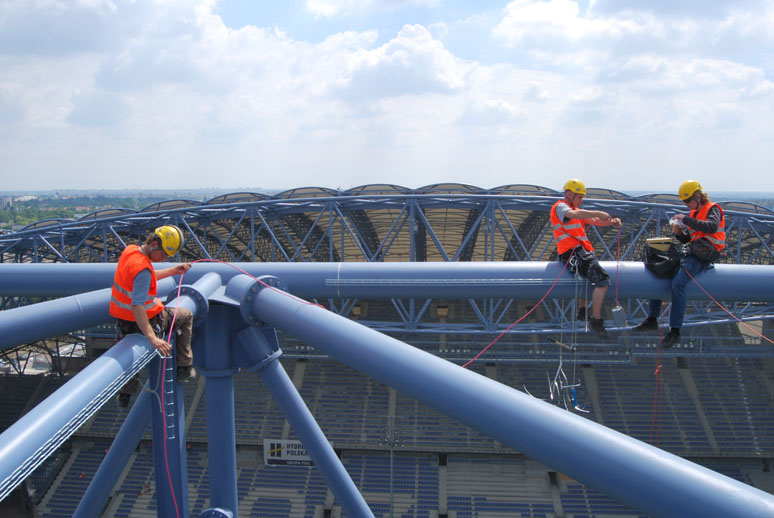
[149,352,190,518]
[75,387,152,517]
[0,271,220,509]
[246,279,774,518]
[205,376,238,516]
[236,326,375,518]
[199,304,239,516]
[1,261,772,302]
[0,278,174,351]
[146,273,223,518]
[0,335,158,502]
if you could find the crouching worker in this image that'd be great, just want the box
[551,179,622,338]
[111,225,196,407]
[633,180,725,348]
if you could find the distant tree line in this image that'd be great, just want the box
[0,195,169,228]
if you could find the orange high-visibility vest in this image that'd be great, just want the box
[689,201,726,251]
[109,245,164,321]
[550,200,594,255]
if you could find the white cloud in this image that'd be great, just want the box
[660,101,745,131]
[67,90,132,128]
[457,97,524,126]
[493,0,646,48]
[0,0,773,191]
[588,0,766,19]
[333,24,467,101]
[601,57,771,96]
[561,87,612,125]
[0,89,24,123]
[306,0,441,19]
[0,0,139,56]
[522,82,551,102]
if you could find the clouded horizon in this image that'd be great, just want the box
[1,0,772,193]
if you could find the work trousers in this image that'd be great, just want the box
[116,307,194,366]
[646,255,711,329]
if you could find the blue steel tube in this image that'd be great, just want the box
[0,278,175,351]
[236,327,374,518]
[197,303,239,516]
[148,271,222,518]
[148,353,190,518]
[74,387,152,517]
[205,376,238,515]
[249,284,774,518]
[0,335,158,502]
[2,262,774,302]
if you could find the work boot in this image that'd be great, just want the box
[661,329,681,349]
[589,317,609,339]
[632,317,658,332]
[576,306,587,322]
[177,365,197,383]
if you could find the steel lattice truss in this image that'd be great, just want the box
[2,183,774,363]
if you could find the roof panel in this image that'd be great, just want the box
[275,187,339,199]
[140,200,200,212]
[205,192,269,205]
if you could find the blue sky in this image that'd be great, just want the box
[0,0,772,193]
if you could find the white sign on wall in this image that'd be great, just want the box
[263,439,313,466]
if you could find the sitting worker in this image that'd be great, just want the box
[633,180,725,348]
[551,179,622,338]
[111,225,196,406]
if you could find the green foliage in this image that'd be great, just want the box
[0,195,168,229]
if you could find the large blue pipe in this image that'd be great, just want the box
[0,335,158,502]
[0,272,221,506]
[199,304,239,516]
[0,262,772,301]
[0,278,175,351]
[74,387,152,517]
[236,326,374,518]
[247,280,774,518]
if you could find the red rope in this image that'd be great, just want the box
[649,348,663,447]
[680,265,773,344]
[462,253,573,369]
[156,258,325,516]
[615,228,621,306]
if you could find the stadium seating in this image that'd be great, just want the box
[5,355,771,517]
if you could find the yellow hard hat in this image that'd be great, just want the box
[678,180,702,201]
[563,179,586,195]
[154,225,183,257]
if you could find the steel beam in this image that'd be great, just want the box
[245,277,774,518]
[0,334,158,502]
[1,262,773,302]
[0,278,174,351]
[235,325,374,518]
[75,386,152,517]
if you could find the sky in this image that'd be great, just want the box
[0,0,772,193]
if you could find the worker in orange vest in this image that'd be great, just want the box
[633,180,726,347]
[551,179,621,338]
[111,225,195,406]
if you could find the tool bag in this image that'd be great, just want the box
[644,238,681,279]
[690,237,720,262]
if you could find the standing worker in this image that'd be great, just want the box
[110,225,196,406]
[633,180,725,347]
[551,179,621,338]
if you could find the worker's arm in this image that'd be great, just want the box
[130,268,171,356]
[673,205,722,234]
[155,263,191,280]
[565,208,621,228]
[130,305,171,356]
